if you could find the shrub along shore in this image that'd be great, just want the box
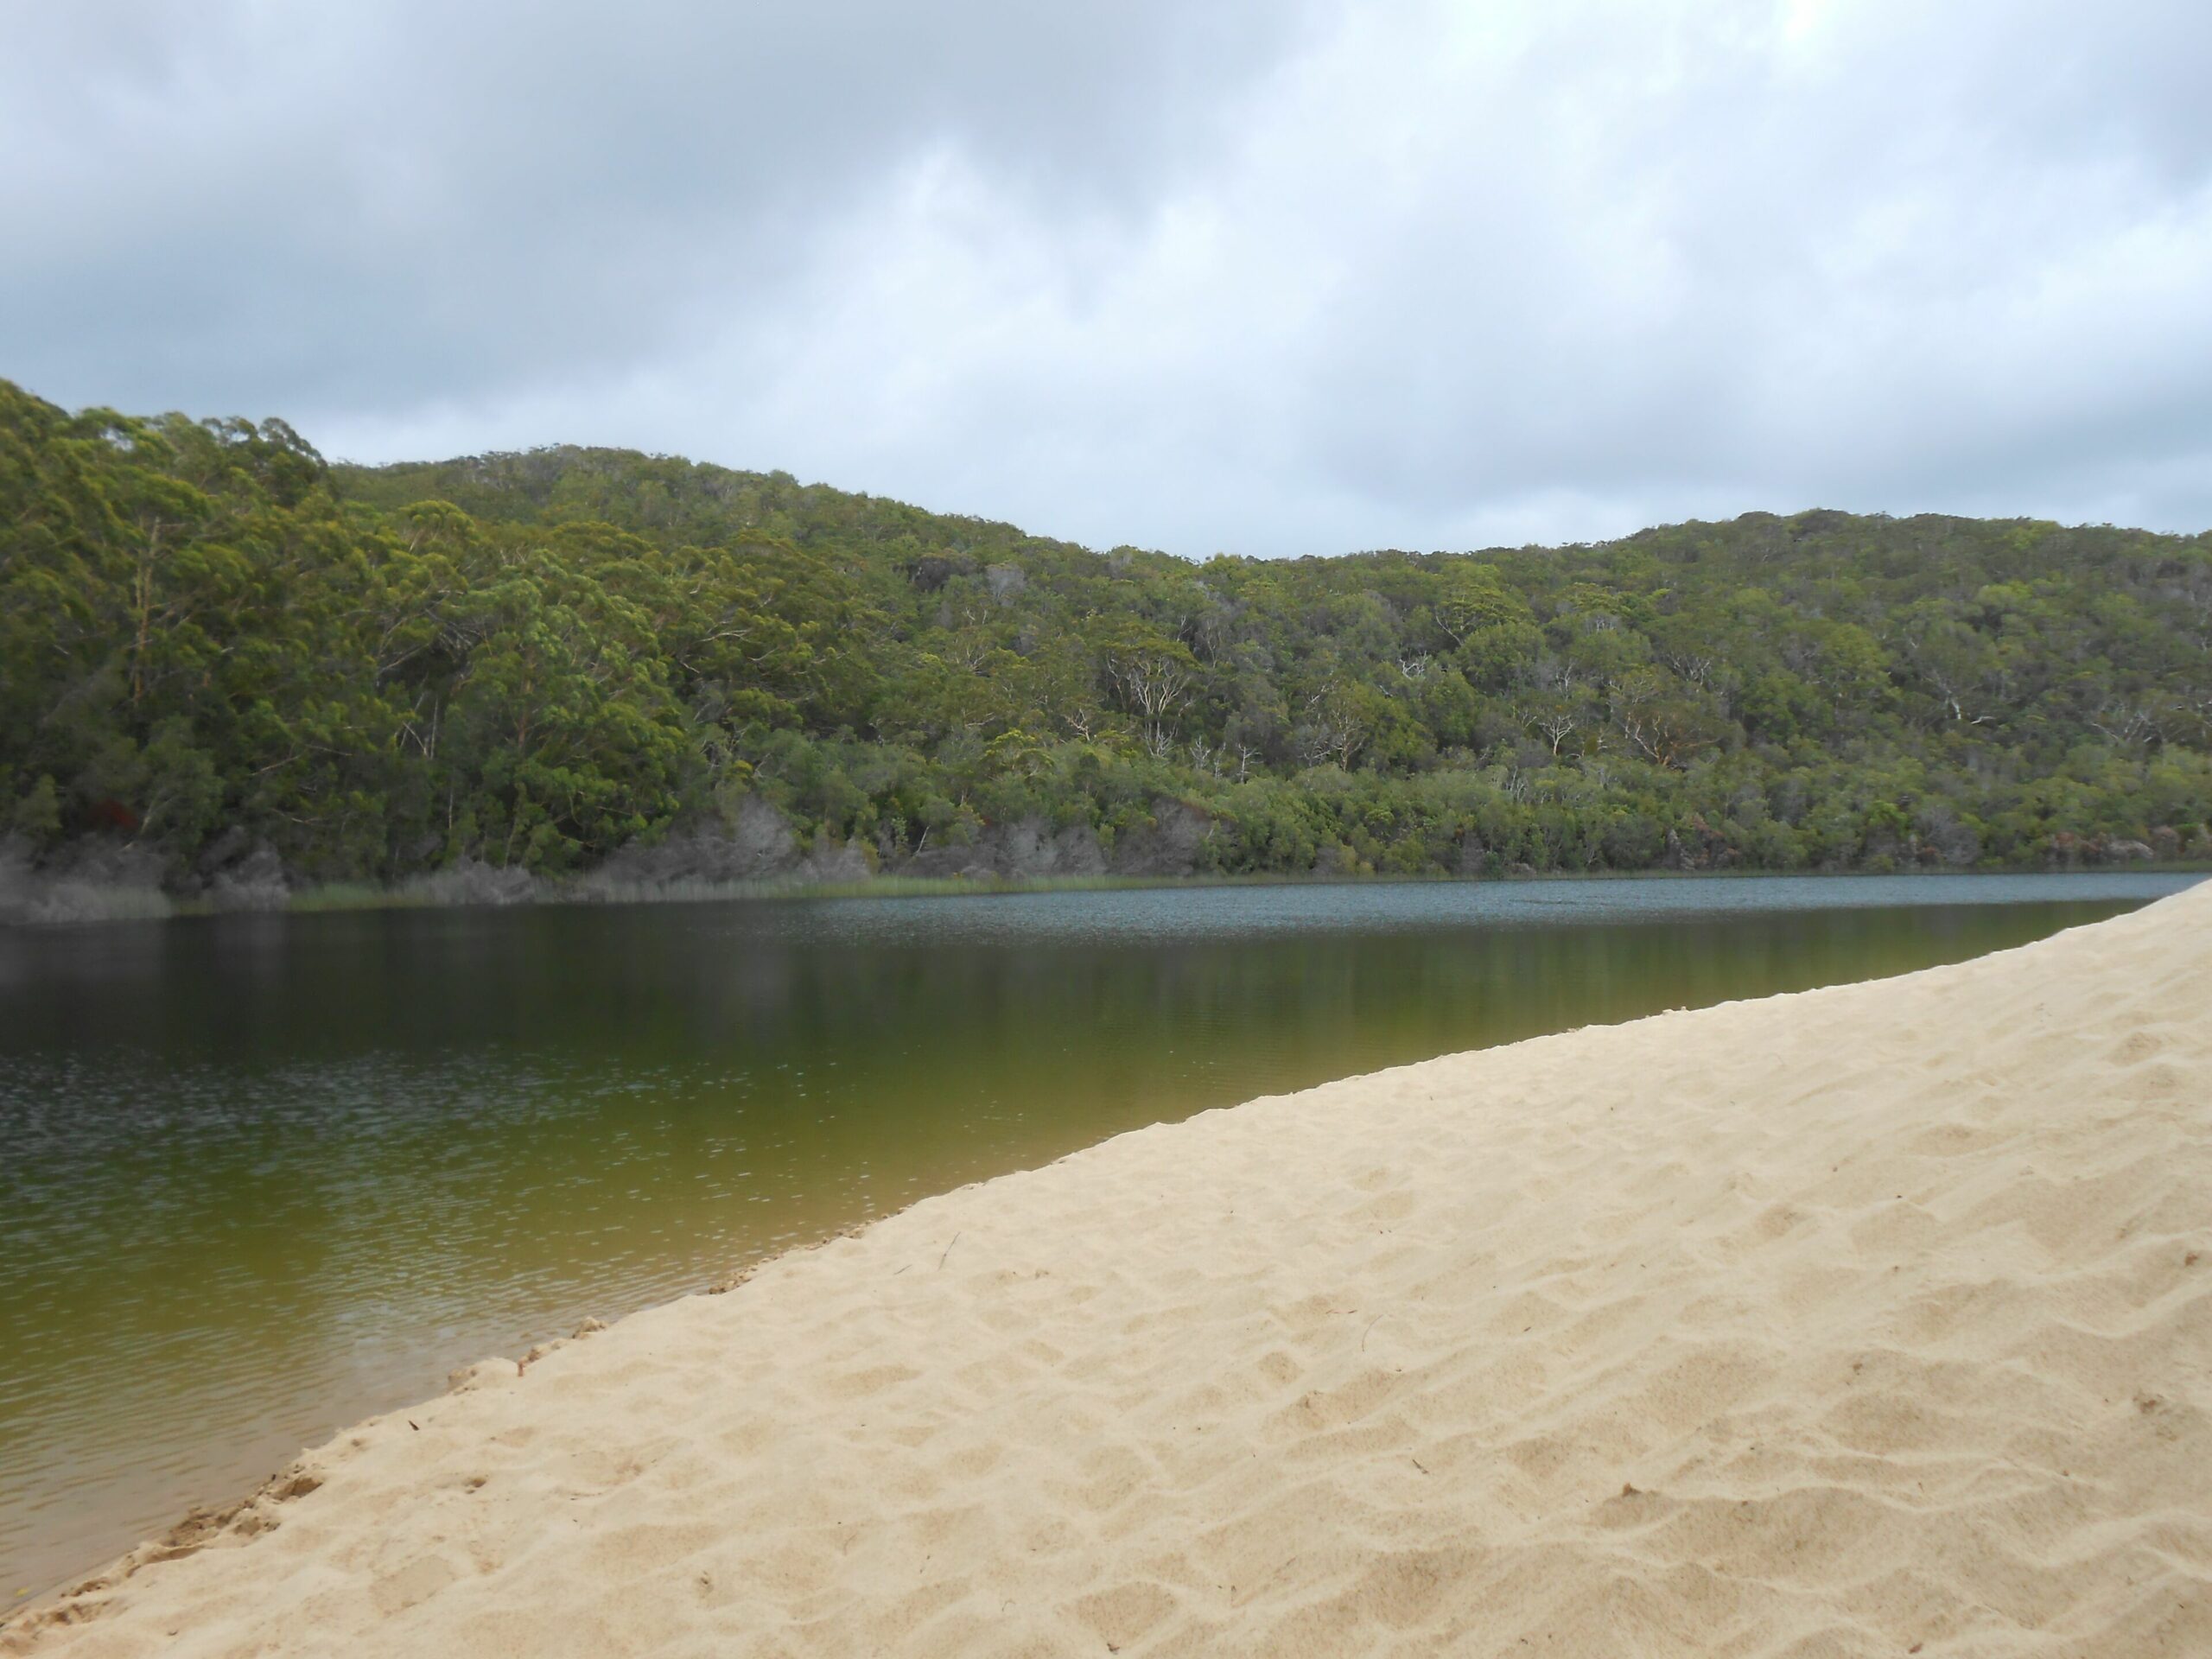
[6,377,2209,918]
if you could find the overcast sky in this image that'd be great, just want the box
[6,1,2210,556]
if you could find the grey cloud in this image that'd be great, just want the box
[4,0,2209,556]
[3,1,1319,411]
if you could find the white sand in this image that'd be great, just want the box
[9,884,2209,1657]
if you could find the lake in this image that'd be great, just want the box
[0,872,2196,1598]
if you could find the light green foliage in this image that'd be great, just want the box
[3,380,2208,885]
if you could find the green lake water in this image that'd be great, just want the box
[0,872,2196,1598]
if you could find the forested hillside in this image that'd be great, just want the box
[3,378,2208,909]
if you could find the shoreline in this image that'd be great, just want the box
[5,861,2204,931]
[10,882,2209,1654]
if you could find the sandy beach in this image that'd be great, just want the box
[8,882,2208,1657]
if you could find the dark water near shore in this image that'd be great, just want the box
[0,873,2196,1599]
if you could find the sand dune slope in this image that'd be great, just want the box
[10,884,2210,1657]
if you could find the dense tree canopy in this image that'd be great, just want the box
[3,378,2208,897]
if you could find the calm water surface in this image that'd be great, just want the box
[0,873,2196,1596]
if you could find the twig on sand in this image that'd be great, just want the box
[938,1232,962,1270]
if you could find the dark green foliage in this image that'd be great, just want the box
[4,378,2208,887]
